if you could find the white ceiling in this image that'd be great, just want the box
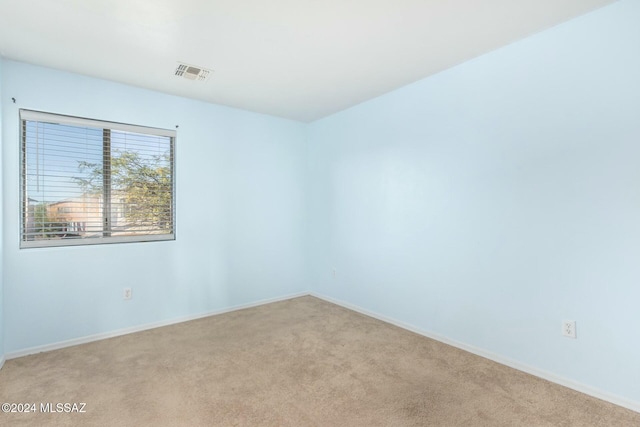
[0,0,616,122]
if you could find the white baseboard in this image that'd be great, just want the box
[5,291,309,360]
[0,355,5,371]
[310,292,640,414]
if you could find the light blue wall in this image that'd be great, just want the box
[1,60,308,353]
[0,58,4,362]
[308,0,640,405]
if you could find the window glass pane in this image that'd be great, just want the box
[109,130,173,236]
[24,121,104,241]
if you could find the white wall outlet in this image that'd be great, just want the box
[562,320,576,339]
[123,288,132,300]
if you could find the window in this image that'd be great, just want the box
[20,110,175,248]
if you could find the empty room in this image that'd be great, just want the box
[1,0,639,425]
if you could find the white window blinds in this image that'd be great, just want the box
[20,110,176,248]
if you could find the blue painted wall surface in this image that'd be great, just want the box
[0,58,4,360]
[308,0,640,403]
[1,60,308,353]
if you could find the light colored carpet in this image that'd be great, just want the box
[0,296,638,426]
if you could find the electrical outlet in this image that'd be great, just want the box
[123,288,132,300]
[562,320,576,339]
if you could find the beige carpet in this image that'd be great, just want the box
[0,296,638,426]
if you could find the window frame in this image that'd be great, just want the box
[19,109,176,249]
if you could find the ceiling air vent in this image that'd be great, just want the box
[174,63,212,81]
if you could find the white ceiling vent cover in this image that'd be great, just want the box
[174,63,212,81]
